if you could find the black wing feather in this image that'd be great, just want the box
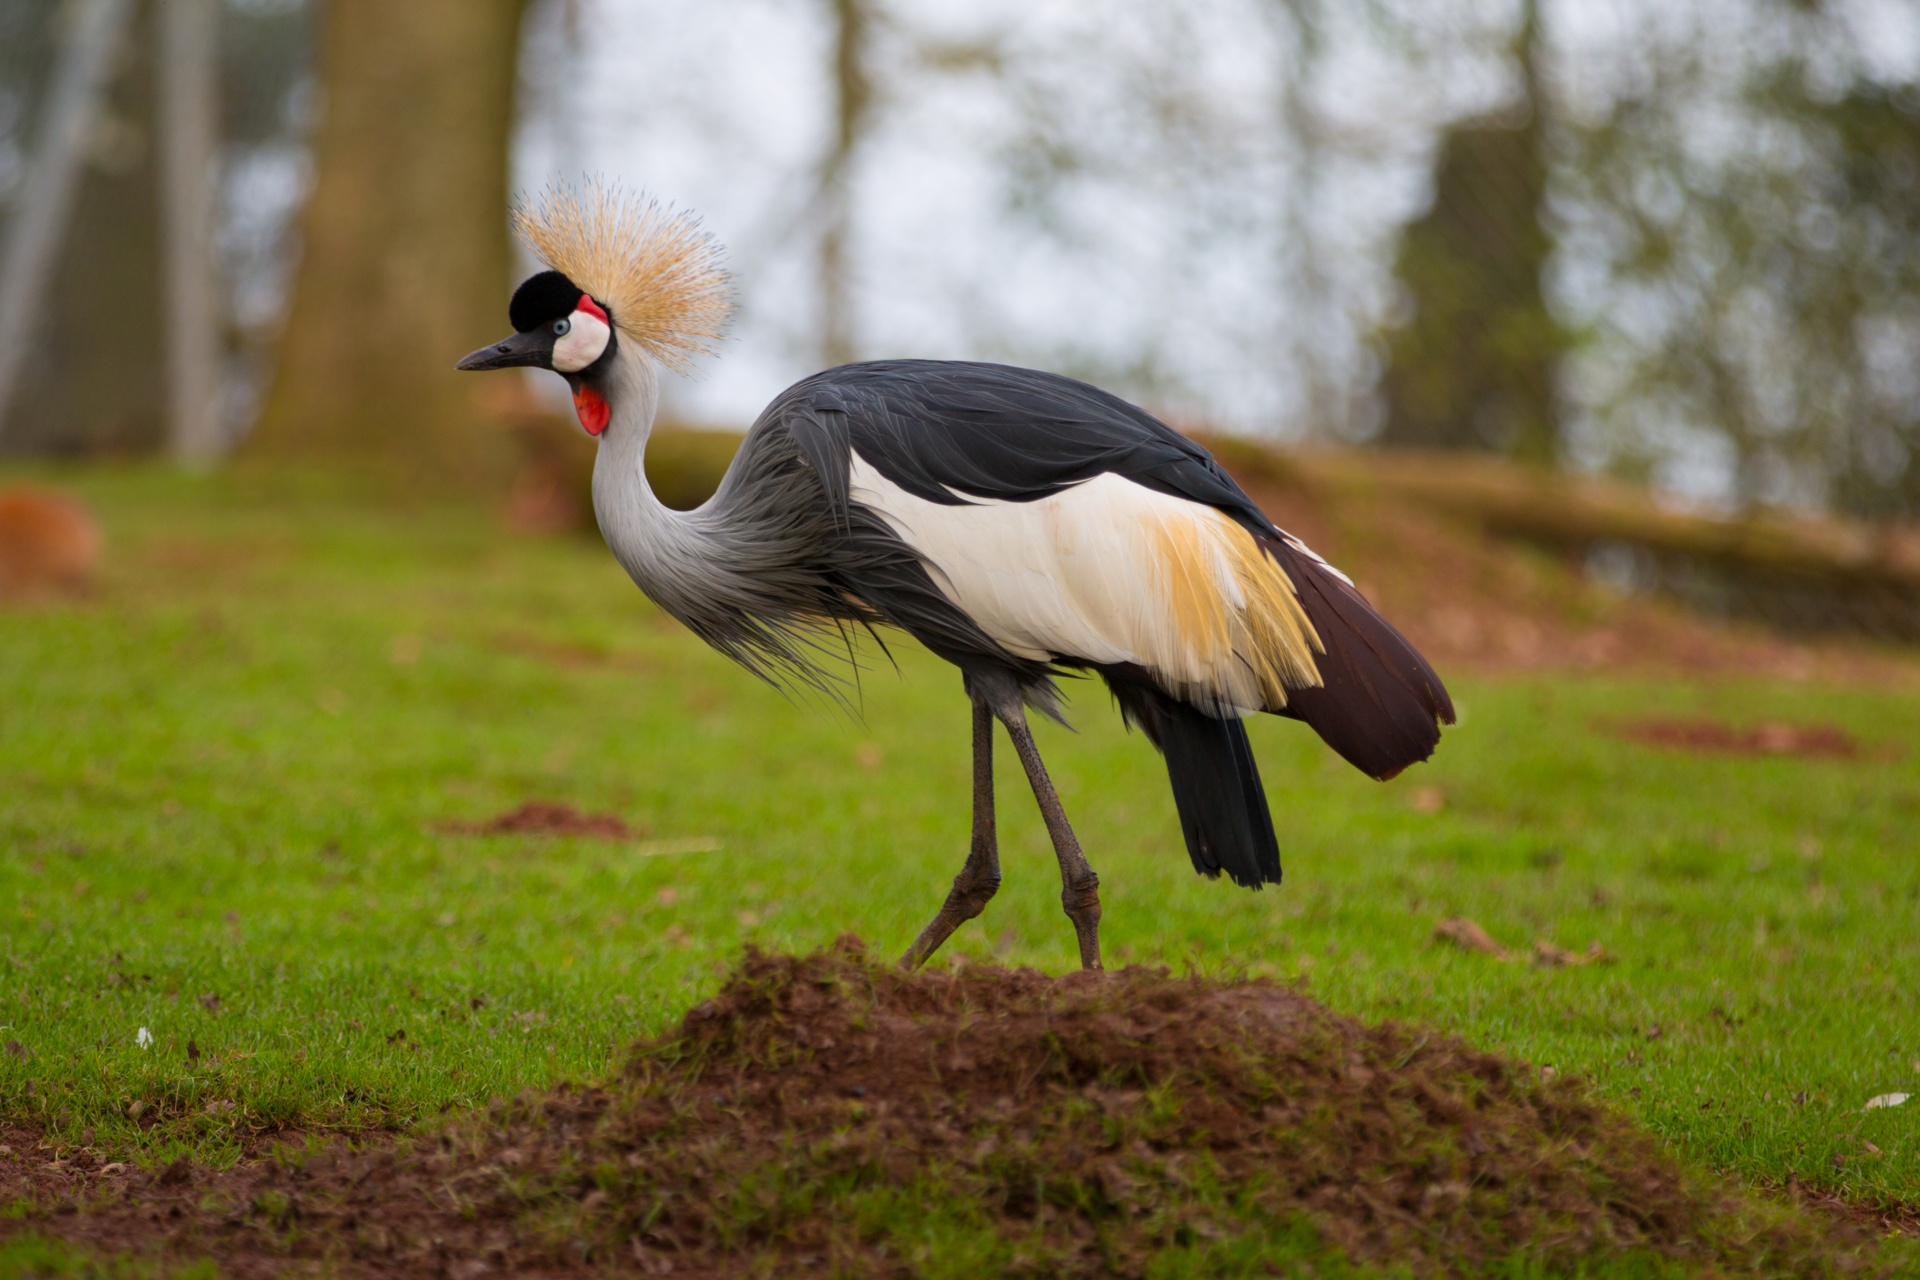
[1107,673,1283,888]
[771,360,1263,522]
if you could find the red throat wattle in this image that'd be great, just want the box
[574,385,610,436]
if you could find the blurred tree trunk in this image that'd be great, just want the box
[5,0,166,457]
[1377,0,1562,463]
[248,0,527,488]
[817,0,874,368]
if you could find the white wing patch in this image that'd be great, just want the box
[847,451,1325,714]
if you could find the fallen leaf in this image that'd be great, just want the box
[1863,1092,1910,1111]
[1434,917,1510,960]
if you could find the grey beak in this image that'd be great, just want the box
[456,330,552,372]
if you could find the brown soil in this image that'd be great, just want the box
[1607,717,1878,759]
[435,801,639,839]
[1,941,1896,1278]
[1782,1183,1920,1240]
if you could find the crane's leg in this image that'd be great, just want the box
[997,704,1103,972]
[899,696,1000,970]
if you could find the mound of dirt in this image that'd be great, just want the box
[435,800,639,839]
[0,941,1894,1277]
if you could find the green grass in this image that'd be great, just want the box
[0,1235,214,1279]
[2,462,1917,1214]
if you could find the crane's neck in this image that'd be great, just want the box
[583,347,855,684]
[586,347,729,625]
[587,343,663,517]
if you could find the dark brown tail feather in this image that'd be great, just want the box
[1259,534,1455,780]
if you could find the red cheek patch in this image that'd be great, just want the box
[576,293,609,325]
[573,385,611,436]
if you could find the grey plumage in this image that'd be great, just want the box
[590,353,1059,712]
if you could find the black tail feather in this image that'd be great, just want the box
[1259,534,1455,780]
[1107,677,1281,889]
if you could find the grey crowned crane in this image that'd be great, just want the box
[458,187,1454,972]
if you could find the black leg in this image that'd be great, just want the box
[900,697,1001,970]
[997,704,1103,972]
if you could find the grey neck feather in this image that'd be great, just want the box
[587,344,850,688]
[591,346,719,614]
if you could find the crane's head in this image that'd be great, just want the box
[457,271,620,431]
[456,183,731,438]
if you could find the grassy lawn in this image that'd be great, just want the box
[3,462,1917,1217]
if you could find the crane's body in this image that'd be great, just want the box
[460,187,1454,971]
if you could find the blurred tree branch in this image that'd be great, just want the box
[1559,0,1920,517]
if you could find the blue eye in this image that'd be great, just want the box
[552,318,571,337]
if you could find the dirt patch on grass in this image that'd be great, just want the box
[1,940,1906,1277]
[1609,716,1879,759]
[435,801,640,839]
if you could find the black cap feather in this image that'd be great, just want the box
[508,270,586,333]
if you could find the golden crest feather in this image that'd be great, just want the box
[512,183,731,375]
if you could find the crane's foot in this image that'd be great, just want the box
[1061,868,1103,971]
[899,865,1000,971]
[903,689,1003,972]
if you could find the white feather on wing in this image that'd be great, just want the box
[846,451,1324,715]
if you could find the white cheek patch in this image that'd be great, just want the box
[551,309,611,373]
